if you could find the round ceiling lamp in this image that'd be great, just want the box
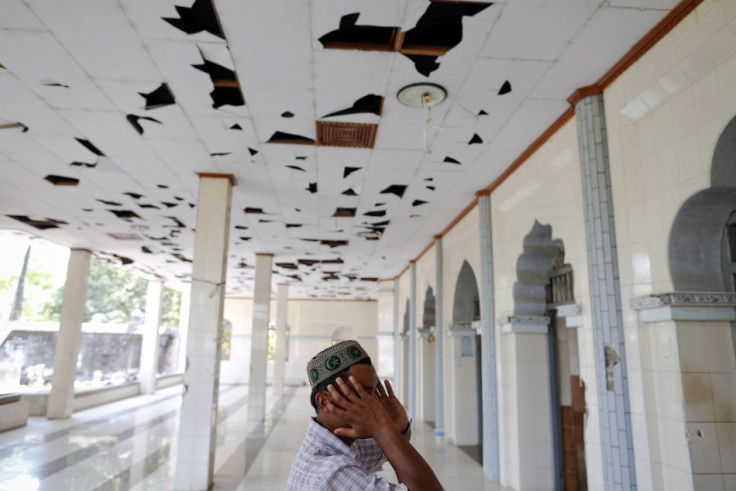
[397,83,447,108]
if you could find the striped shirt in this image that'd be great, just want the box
[286,418,408,490]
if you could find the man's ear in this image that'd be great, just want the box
[315,391,330,411]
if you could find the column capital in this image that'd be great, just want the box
[567,84,602,106]
[196,172,236,186]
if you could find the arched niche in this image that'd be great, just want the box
[512,220,563,316]
[423,286,436,329]
[669,114,736,291]
[453,261,480,325]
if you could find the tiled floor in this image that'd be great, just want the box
[0,384,507,490]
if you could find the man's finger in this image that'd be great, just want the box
[384,379,396,398]
[347,375,367,398]
[334,377,357,401]
[327,382,350,405]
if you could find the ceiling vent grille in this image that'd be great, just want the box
[316,121,377,148]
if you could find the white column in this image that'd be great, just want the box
[434,238,445,440]
[47,248,91,419]
[393,278,400,388]
[478,193,500,481]
[174,174,233,490]
[177,289,191,373]
[139,280,163,394]
[247,253,273,422]
[273,283,288,396]
[409,262,417,420]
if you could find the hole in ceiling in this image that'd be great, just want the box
[316,121,377,148]
[318,13,399,51]
[161,202,178,208]
[268,131,315,145]
[139,203,160,209]
[70,160,96,168]
[323,273,340,281]
[300,238,319,242]
[258,219,272,223]
[239,236,252,241]
[469,133,483,145]
[399,2,492,76]
[174,196,184,201]
[192,55,245,108]
[171,253,192,263]
[210,152,231,157]
[124,192,143,200]
[299,259,317,266]
[478,109,488,116]
[248,148,258,156]
[165,217,186,228]
[107,232,142,241]
[281,111,294,118]
[0,122,28,132]
[342,188,358,196]
[229,124,242,130]
[427,185,435,190]
[44,175,79,186]
[140,83,176,109]
[412,200,428,206]
[162,0,224,38]
[344,167,361,178]
[276,262,299,269]
[142,246,153,254]
[322,94,383,118]
[307,182,318,193]
[380,184,407,198]
[75,138,105,157]
[286,165,305,172]
[363,210,386,217]
[158,184,169,189]
[333,207,357,218]
[374,202,385,207]
[320,239,348,248]
[82,208,93,212]
[296,156,308,161]
[98,199,122,206]
[7,215,67,230]
[498,80,512,95]
[444,156,461,165]
[109,210,141,219]
[234,225,248,230]
[360,277,378,282]
[244,207,265,214]
[41,79,69,88]
[286,223,302,228]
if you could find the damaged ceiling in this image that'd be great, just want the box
[0,0,679,299]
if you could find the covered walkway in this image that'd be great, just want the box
[0,383,502,490]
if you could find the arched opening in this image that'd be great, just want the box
[451,260,482,463]
[513,221,587,490]
[419,286,436,424]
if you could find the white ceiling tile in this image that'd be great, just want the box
[26,0,161,81]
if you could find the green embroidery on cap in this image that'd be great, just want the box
[325,355,342,371]
[346,346,362,359]
[309,368,319,383]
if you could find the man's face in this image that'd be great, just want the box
[318,363,380,436]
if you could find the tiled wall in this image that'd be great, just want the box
[604,1,736,488]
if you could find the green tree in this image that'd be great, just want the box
[84,258,147,323]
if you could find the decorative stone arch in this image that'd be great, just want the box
[511,220,563,316]
[669,114,736,291]
[453,261,480,325]
[422,286,436,330]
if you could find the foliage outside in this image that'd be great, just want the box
[1,250,181,326]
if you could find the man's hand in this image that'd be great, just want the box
[377,380,409,436]
[325,376,392,440]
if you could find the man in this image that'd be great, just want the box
[287,340,443,490]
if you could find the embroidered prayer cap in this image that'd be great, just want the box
[306,340,370,389]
